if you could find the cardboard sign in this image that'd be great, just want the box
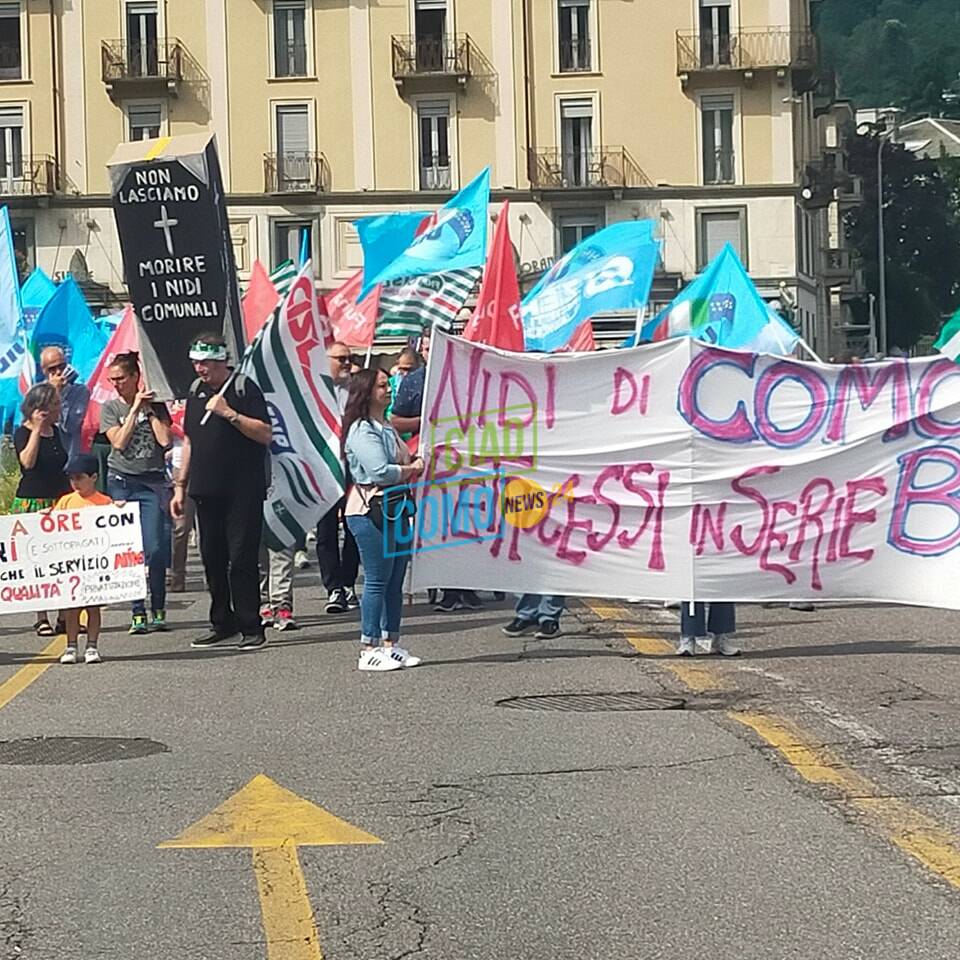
[108,134,243,399]
[410,331,960,610]
[0,505,145,613]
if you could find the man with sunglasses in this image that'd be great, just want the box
[40,346,90,462]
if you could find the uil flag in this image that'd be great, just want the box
[326,269,380,348]
[242,260,344,549]
[464,201,524,352]
[242,260,280,345]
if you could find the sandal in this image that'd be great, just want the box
[34,620,54,637]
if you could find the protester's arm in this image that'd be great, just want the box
[103,394,149,452]
[170,434,191,519]
[204,391,272,445]
[16,422,43,469]
[348,422,423,486]
[389,413,421,435]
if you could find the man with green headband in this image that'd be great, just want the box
[171,333,272,651]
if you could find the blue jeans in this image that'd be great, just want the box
[516,594,566,624]
[108,474,169,616]
[346,514,409,645]
[681,602,735,638]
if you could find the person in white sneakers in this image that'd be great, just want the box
[677,601,739,657]
[342,368,424,672]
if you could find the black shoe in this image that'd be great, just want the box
[535,620,560,640]
[502,617,538,637]
[435,595,464,613]
[344,588,360,610]
[325,589,347,614]
[190,630,237,649]
[460,590,482,610]
[238,633,268,652]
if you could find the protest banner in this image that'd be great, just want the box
[0,505,145,614]
[108,134,243,399]
[408,331,960,610]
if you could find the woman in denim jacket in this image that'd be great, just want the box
[343,368,425,672]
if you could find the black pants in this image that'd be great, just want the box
[194,490,264,637]
[316,497,359,593]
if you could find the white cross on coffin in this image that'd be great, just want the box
[153,204,180,256]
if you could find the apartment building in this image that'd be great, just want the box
[3,0,857,355]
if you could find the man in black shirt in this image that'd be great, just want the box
[170,334,272,650]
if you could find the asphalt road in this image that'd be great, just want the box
[2,563,960,959]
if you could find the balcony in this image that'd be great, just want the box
[264,152,330,194]
[822,247,854,284]
[527,147,652,191]
[420,159,452,191]
[703,148,736,185]
[391,34,474,90]
[676,28,818,87]
[101,38,186,99]
[0,156,59,198]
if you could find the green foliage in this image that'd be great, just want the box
[0,439,20,515]
[816,0,960,115]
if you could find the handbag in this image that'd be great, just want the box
[358,484,416,534]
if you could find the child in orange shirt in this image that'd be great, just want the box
[54,454,113,664]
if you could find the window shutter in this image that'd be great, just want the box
[0,3,21,19]
[0,104,23,127]
[276,104,309,156]
[560,97,593,119]
[702,212,743,264]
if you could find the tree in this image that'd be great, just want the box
[844,133,960,348]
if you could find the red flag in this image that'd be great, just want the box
[558,320,596,353]
[464,201,525,351]
[80,305,138,451]
[326,269,380,348]
[241,260,280,344]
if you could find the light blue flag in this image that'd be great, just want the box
[357,167,491,299]
[521,220,661,353]
[0,207,20,346]
[635,243,799,354]
[21,266,57,333]
[355,210,429,301]
[31,276,108,384]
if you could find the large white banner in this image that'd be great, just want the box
[408,331,960,609]
[0,505,145,614]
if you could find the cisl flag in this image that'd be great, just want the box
[464,201,524,351]
[326,269,379,348]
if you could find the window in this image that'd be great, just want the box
[696,207,747,269]
[701,94,734,184]
[556,211,601,255]
[0,3,22,81]
[699,0,731,68]
[126,2,159,78]
[418,100,450,190]
[560,97,594,186]
[274,0,307,77]
[0,104,23,191]
[274,102,311,190]
[127,103,162,141]
[272,219,314,271]
[558,0,590,72]
[415,0,447,71]
[10,216,31,279]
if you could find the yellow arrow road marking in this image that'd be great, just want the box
[160,775,383,960]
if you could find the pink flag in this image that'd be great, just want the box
[326,269,380,348]
[242,260,280,344]
[463,201,525,352]
[80,305,138,451]
[558,320,596,353]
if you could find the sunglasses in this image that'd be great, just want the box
[44,362,67,374]
[331,355,352,364]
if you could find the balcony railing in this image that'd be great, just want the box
[559,37,591,72]
[676,28,818,75]
[703,148,736,185]
[391,34,473,86]
[0,156,59,197]
[264,152,329,194]
[274,42,308,78]
[528,147,652,190]
[420,159,452,191]
[101,38,185,93]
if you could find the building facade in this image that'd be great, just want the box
[4,0,855,354]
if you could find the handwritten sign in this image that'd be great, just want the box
[410,331,960,609]
[0,505,145,614]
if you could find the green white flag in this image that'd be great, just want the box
[377,268,481,337]
[935,308,960,363]
[269,259,299,298]
[243,261,345,550]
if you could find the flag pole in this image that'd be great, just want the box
[796,336,825,364]
[363,343,373,368]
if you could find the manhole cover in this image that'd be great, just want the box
[496,693,685,713]
[0,737,169,766]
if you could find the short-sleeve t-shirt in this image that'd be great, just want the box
[184,374,271,499]
[13,426,70,500]
[391,366,426,419]
[55,490,113,510]
[100,399,171,478]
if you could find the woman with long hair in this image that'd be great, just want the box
[343,367,424,672]
[100,351,173,634]
[13,383,70,636]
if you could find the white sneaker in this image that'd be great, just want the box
[358,647,403,672]
[59,646,78,664]
[676,636,696,657]
[385,645,421,668]
[705,633,740,657]
[294,550,310,569]
[84,646,102,664]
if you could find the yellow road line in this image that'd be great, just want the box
[0,633,66,712]
[252,843,323,960]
